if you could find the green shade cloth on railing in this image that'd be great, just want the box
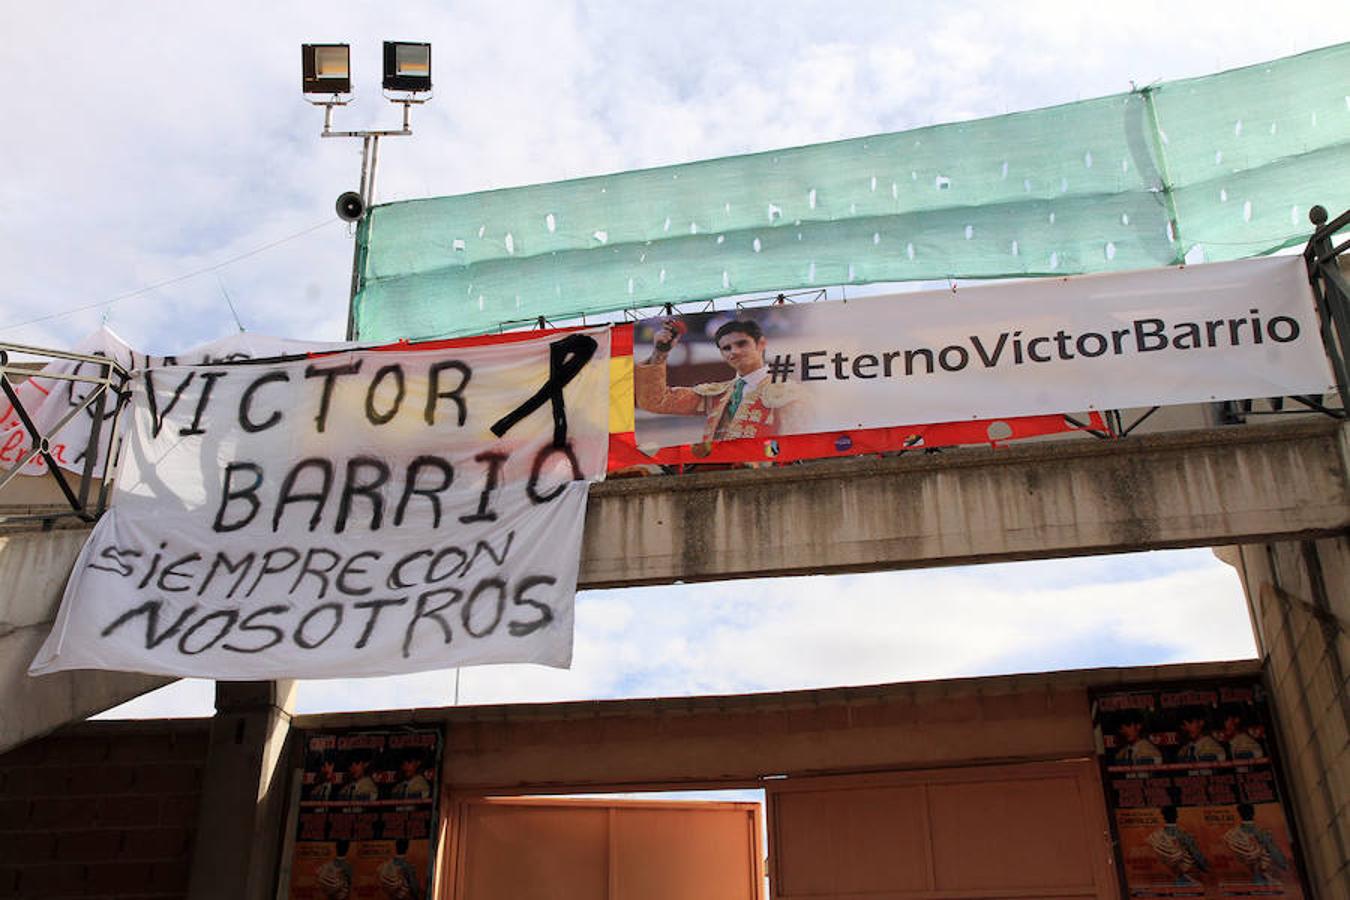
[354,43,1350,341]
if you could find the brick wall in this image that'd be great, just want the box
[0,720,209,899]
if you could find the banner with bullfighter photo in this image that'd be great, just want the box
[622,257,1332,465]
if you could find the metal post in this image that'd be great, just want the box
[1304,205,1350,412]
[342,134,375,341]
[317,99,423,342]
[357,135,372,202]
[345,240,363,341]
[367,135,380,207]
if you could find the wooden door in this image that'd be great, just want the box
[447,796,764,900]
[767,759,1118,899]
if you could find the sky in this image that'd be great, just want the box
[4,2,1344,718]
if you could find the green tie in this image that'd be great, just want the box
[727,378,746,418]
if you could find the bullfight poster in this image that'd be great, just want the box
[1093,680,1308,898]
[285,728,442,899]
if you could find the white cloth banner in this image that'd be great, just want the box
[633,256,1335,447]
[30,328,611,679]
[0,329,340,478]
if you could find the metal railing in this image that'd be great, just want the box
[1114,207,1350,432]
[1305,205,1350,414]
[0,210,1343,519]
[0,345,130,524]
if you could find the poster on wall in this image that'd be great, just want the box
[286,728,442,900]
[630,257,1331,454]
[1093,680,1309,898]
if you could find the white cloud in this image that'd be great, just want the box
[103,548,1254,718]
[24,3,1327,720]
[4,2,1345,349]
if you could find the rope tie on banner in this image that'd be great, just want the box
[216,275,247,333]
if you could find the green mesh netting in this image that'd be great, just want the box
[354,43,1350,342]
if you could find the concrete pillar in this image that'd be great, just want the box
[1234,536,1350,898]
[186,680,296,900]
[0,527,168,754]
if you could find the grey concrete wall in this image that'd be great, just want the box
[0,528,168,754]
[580,420,1350,586]
[1236,535,1350,899]
[186,681,296,900]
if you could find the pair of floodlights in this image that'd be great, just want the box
[301,42,432,225]
[301,41,431,96]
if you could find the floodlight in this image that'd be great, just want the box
[383,42,432,92]
[302,40,433,339]
[302,44,351,95]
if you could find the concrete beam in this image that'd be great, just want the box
[1,421,1345,752]
[579,420,1350,587]
[295,660,1263,792]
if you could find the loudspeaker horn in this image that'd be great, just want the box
[335,191,365,222]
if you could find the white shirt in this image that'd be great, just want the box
[735,366,768,391]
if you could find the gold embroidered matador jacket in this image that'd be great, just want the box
[634,361,806,441]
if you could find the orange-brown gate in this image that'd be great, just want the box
[445,796,764,900]
[767,759,1118,900]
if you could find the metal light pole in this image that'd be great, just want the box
[317,99,424,339]
[302,42,432,341]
